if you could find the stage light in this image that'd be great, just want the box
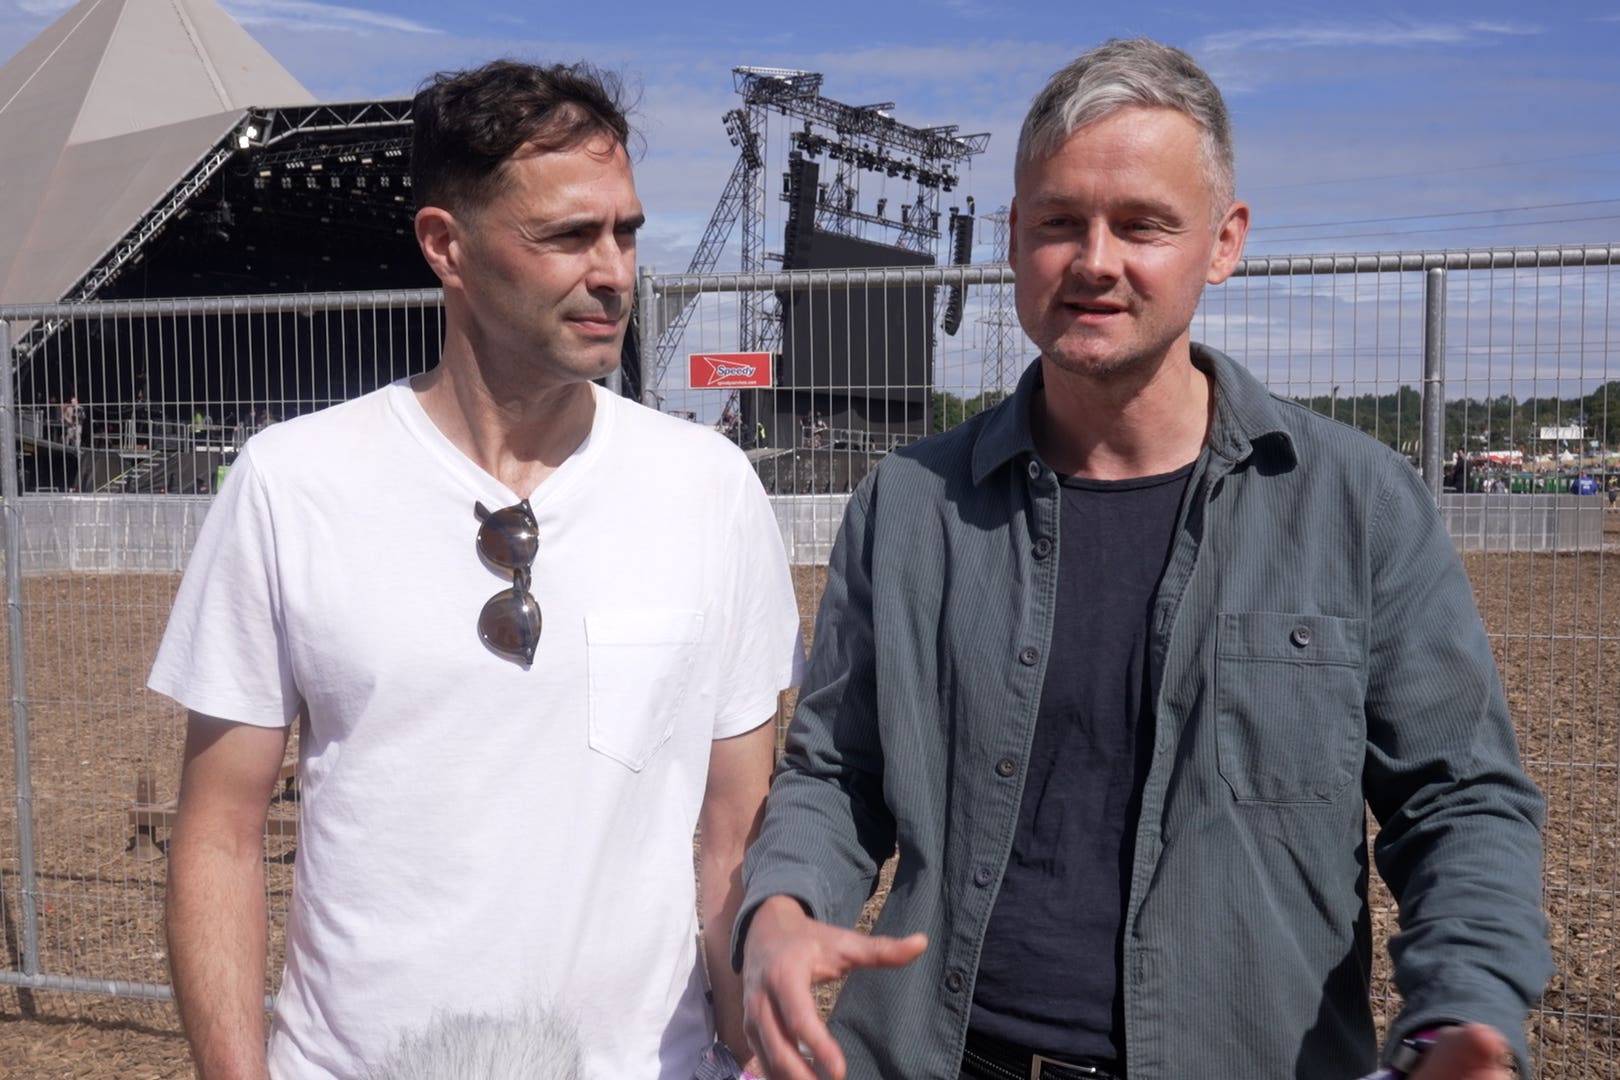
[876,197,887,217]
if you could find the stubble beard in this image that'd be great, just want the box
[1043,340,1152,383]
[1034,295,1198,389]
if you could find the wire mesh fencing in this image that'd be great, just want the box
[648,245,1620,1076]
[0,244,1616,1075]
[0,291,445,1016]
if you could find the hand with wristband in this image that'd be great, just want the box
[693,1038,768,1080]
[1357,1023,1515,1080]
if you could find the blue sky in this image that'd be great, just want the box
[4,0,1617,275]
[3,0,1618,407]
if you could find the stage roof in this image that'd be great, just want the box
[0,0,319,305]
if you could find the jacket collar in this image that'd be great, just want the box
[969,343,1297,486]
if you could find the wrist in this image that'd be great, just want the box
[1388,1024,1457,1078]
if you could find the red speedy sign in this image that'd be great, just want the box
[688,352,773,389]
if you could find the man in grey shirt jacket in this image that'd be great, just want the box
[734,37,1550,1080]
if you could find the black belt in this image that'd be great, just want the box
[961,1032,1124,1080]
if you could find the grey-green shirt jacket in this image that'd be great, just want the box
[737,345,1551,1079]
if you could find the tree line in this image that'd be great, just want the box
[931,379,1620,456]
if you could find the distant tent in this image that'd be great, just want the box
[0,0,316,305]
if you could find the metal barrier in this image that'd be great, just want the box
[1,245,1617,1074]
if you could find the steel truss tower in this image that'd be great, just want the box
[648,66,989,395]
[980,207,1019,395]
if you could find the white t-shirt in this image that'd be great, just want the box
[149,380,804,1079]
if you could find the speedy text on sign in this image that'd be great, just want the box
[688,352,774,389]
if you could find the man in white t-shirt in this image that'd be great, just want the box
[150,60,802,1080]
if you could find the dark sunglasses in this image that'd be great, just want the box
[475,499,542,664]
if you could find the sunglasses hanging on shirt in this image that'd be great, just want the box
[475,499,542,665]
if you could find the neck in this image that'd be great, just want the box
[412,331,598,498]
[1033,339,1212,480]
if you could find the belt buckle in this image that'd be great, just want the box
[1030,1055,1102,1080]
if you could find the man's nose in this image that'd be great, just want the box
[1070,226,1122,284]
[587,233,635,294]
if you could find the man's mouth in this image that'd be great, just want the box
[1065,300,1126,316]
[566,312,620,333]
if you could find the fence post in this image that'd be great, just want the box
[637,265,658,409]
[0,319,41,979]
[1421,267,1447,498]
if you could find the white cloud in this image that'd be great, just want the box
[222,0,438,35]
[933,0,994,18]
[16,0,72,14]
[1201,18,1540,54]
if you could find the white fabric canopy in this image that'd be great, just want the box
[0,0,315,304]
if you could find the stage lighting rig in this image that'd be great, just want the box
[648,64,990,392]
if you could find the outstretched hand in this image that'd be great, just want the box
[1408,1024,1514,1080]
[741,895,927,1080]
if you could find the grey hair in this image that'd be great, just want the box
[364,1006,583,1080]
[1016,38,1235,213]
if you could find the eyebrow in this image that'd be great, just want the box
[539,211,646,235]
[1026,193,1182,219]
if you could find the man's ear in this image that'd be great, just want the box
[415,206,464,288]
[1206,200,1250,286]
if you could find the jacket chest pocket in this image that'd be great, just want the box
[1214,612,1367,803]
[585,609,705,771]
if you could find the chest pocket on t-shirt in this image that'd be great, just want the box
[1214,611,1367,803]
[585,609,705,771]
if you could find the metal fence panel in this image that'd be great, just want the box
[0,246,1617,1075]
[647,247,1620,1077]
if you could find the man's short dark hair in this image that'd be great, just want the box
[411,59,632,216]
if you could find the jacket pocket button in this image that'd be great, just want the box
[1290,625,1313,648]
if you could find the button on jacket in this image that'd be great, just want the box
[737,345,1551,1079]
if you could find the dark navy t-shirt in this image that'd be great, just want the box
[970,460,1194,1062]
